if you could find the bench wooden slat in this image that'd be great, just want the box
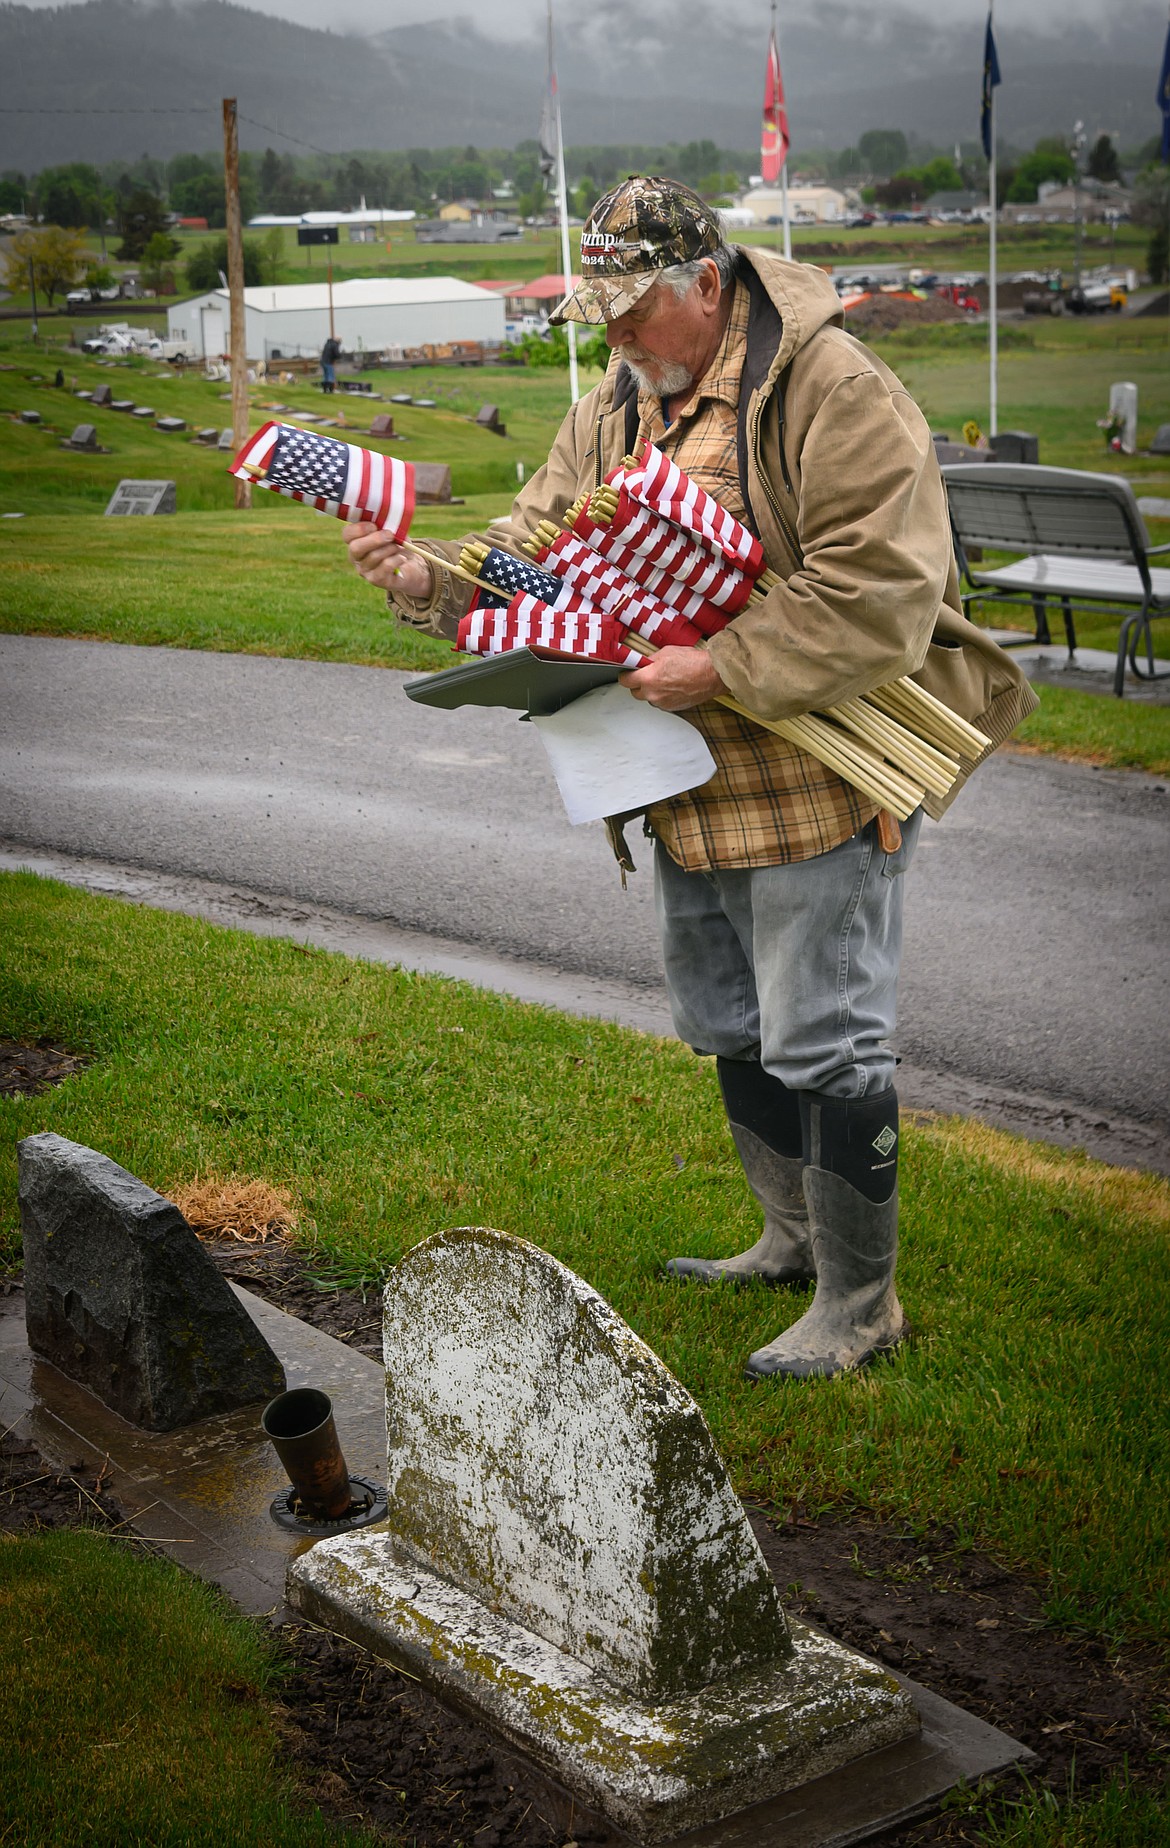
[940,462,1168,695]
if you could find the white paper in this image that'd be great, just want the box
[531,682,717,826]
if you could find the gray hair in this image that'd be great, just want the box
[656,244,736,301]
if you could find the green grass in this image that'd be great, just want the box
[3,872,1169,1647]
[3,318,1169,769]
[0,1527,370,1847]
[978,1776,1170,1847]
[1014,685,1170,773]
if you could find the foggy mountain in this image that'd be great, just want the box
[0,0,1161,173]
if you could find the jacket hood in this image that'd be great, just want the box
[734,244,845,377]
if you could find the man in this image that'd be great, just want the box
[321,335,341,394]
[345,177,1035,1381]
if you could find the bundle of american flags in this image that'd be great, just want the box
[453,441,993,820]
[229,421,415,539]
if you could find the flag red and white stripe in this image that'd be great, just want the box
[456,591,641,665]
[568,498,754,616]
[229,421,415,539]
[621,442,766,578]
[533,532,706,648]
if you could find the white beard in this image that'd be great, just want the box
[621,353,694,397]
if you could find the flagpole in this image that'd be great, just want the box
[548,0,579,406]
[988,2,998,437]
[781,161,792,260]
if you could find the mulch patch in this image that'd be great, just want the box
[0,1037,92,1097]
[5,1241,1167,1844]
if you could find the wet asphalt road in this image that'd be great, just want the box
[2,635,1167,1169]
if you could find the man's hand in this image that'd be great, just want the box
[344,521,434,599]
[618,646,726,711]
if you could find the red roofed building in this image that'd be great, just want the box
[474,275,579,321]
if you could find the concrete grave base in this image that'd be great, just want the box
[0,1279,1034,1844]
[291,1534,917,1843]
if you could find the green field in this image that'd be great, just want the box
[3,216,1149,306]
[3,312,1168,769]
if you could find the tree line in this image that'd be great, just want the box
[4,129,1158,237]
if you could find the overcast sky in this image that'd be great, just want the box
[12,0,1122,35]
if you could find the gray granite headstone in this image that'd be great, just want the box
[989,430,1039,464]
[414,461,452,503]
[91,383,112,406]
[104,479,176,516]
[1150,423,1170,457]
[130,405,155,419]
[217,429,235,450]
[110,399,134,412]
[66,424,98,450]
[18,1132,285,1431]
[19,409,41,423]
[155,416,186,432]
[193,426,219,444]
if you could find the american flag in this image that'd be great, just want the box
[456,591,641,666]
[622,443,766,578]
[536,533,704,649]
[540,531,731,637]
[569,499,753,615]
[474,546,565,606]
[229,421,415,539]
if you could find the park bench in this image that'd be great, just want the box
[941,462,1170,696]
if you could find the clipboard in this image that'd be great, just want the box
[402,649,624,719]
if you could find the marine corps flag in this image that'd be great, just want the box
[760,19,789,183]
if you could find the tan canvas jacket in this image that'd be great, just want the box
[392,246,1037,818]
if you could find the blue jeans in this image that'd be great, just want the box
[653,812,921,1100]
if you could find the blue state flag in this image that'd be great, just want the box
[981,14,1002,161]
[1158,14,1170,161]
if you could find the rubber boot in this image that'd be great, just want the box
[745,1089,908,1379]
[665,1060,815,1288]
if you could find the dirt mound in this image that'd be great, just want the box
[844,293,965,335]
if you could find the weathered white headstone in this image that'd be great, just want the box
[1109,381,1138,455]
[289,1229,917,1841]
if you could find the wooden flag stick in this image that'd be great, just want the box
[620,633,924,819]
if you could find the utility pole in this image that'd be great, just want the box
[223,97,251,509]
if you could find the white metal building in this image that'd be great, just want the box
[167,276,506,362]
[737,185,850,225]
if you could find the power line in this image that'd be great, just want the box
[0,104,340,157]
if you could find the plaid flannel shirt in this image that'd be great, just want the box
[638,280,877,871]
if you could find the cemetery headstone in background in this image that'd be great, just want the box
[18,1132,285,1430]
[1108,381,1138,455]
[90,383,112,406]
[413,462,453,503]
[104,479,176,516]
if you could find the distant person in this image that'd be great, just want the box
[320,335,341,393]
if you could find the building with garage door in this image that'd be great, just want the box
[167,276,505,363]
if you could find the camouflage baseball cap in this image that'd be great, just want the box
[549,175,723,326]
